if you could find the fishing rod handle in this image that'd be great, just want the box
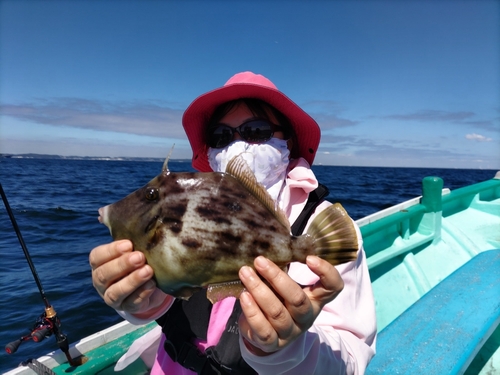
[32,327,51,342]
[5,339,22,354]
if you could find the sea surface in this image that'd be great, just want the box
[0,157,497,373]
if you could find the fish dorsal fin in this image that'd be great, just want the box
[162,144,176,172]
[226,154,290,230]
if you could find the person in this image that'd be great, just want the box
[90,71,377,374]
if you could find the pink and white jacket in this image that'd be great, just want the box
[117,158,377,374]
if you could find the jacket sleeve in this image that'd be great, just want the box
[240,202,377,374]
[116,294,175,325]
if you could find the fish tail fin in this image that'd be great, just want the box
[307,203,359,265]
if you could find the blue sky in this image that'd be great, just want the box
[1,0,499,169]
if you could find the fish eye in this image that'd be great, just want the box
[145,187,159,201]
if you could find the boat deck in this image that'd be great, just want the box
[359,174,500,374]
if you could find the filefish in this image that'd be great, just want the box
[98,155,359,303]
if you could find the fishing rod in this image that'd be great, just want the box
[0,182,82,367]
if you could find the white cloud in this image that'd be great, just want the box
[465,133,493,142]
[0,98,185,138]
[385,110,475,122]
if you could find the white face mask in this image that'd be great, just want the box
[208,138,290,201]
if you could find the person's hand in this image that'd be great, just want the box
[89,239,167,316]
[237,255,344,356]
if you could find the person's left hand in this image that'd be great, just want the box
[237,255,344,356]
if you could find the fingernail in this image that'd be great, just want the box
[138,266,152,279]
[239,266,253,280]
[306,255,320,267]
[240,291,252,306]
[117,240,131,252]
[255,256,268,268]
[130,252,144,266]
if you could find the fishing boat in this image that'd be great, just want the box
[4,172,500,375]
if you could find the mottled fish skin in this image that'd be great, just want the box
[99,168,310,298]
[99,156,359,301]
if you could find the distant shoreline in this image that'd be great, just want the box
[1,153,498,172]
[0,153,500,171]
[0,153,192,163]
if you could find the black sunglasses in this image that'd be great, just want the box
[207,119,283,149]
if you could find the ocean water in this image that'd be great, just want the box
[0,157,497,373]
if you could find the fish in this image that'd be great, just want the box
[98,154,359,303]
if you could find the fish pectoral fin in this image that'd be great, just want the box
[206,280,246,304]
[225,154,290,230]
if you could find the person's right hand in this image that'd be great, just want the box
[89,239,168,316]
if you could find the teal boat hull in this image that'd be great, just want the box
[361,174,500,374]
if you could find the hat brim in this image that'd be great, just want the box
[182,83,320,172]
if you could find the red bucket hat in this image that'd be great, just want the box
[182,71,321,172]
